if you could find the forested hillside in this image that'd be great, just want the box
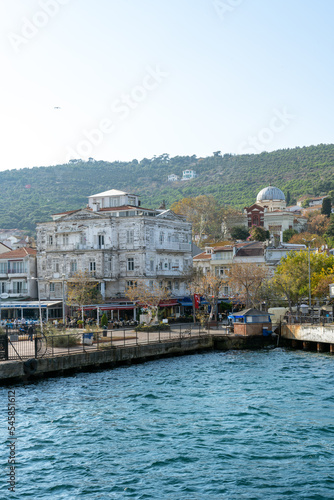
[1,143,334,234]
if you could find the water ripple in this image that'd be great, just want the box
[1,350,334,499]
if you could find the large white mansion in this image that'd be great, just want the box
[36,189,193,308]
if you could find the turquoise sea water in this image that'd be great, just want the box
[1,349,334,499]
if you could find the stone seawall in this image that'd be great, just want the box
[0,334,277,384]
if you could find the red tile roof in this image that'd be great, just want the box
[193,252,212,260]
[0,247,37,259]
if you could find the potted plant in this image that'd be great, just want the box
[77,319,84,328]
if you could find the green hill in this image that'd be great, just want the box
[1,143,334,234]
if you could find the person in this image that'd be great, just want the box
[28,325,34,342]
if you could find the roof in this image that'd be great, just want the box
[99,206,156,213]
[88,189,133,198]
[232,308,272,316]
[51,209,79,217]
[257,186,285,202]
[212,245,234,252]
[193,252,212,260]
[0,247,37,259]
[235,241,264,257]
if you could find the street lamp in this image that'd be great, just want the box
[61,274,66,326]
[29,277,43,334]
[302,238,316,308]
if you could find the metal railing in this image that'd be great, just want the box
[0,323,211,361]
[282,314,334,325]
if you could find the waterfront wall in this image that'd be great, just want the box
[281,323,334,344]
[0,334,277,383]
[0,336,214,383]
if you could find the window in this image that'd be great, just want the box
[159,231,164,244]
[127,258,134,271]
[13,281,24,294]
[70,260,77,273]
[50,283,55,292]
[150,259,154,272]
[174,281,180,291]
[158,260,163,270]
[53,260,60,273]
[89,261,96,273]
[149,280,154,289]
[98,235,105,248]
[9,261,24,273]
[126,280,136,288]
[1,282,6,293]
[48,235,53,245]
[128,196,136,205]
[167,281,172,290]
[110,196,120,207]
[0,262,7,274]
[126,230,134,244]
[224,286,229,295]
[63,235,69,245]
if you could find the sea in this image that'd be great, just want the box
[1,348,334,499]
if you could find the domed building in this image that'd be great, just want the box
[256,185,286,211]
[244,185,306,242]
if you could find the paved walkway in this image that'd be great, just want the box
[5,324,230,360]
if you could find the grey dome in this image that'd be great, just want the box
[256,186,285,202]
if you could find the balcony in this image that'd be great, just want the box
[156,269,183,277]
[156,242,191,252]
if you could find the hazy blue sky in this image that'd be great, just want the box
[1,0,334,170]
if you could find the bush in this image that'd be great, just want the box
[44,330,79,347]
[135,323,171,332]
[101,313,108,328]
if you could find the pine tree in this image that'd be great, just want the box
[321,197,331,217]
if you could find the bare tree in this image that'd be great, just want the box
[125,281,170,325]
[227,263,269,308]
[186,269,227,323]
[66,271,102,321]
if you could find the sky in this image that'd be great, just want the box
[1,0,334,171]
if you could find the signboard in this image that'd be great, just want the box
[329,284,334,298]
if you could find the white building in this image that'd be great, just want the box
[167,174,179,182]
[244,185,307,242]
[181,169,197,181]
[36,189,193,318]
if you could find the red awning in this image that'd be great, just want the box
[159,299,179,307]
[100,305,135,310]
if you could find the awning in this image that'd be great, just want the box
[100,305,135,310]
[159,299,179,307]
[0,301,61,309]
[179,298,193,307]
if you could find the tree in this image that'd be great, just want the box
[125,281,170,324]
[289,231,324,247]
[171,195,225,244]
[321,197,331,217]
[286,190,291,206]
[307,212,330,235]
[283,228,298,243]
[230,226,250,241]
[67,271,102,321]
[271,249,334,310]
[101,313,108,328]
[325,214,334,238]
[227,264,269,308]
[249,226,270,242]
[188,271,227,322]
